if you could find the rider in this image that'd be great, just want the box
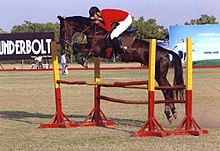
[89,6,132,60]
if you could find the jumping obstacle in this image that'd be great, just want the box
[39,44,115,128]
[170,38,208,136]
[40,39,208,137]
[39,42,78,128]
[132,38,208,137]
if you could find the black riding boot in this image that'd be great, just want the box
[112,37,123,54]
[111,37,124,62]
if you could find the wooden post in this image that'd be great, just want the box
[39,41,78,128]
[80,57,115,126]
[171,38,208,136]
[185,38,193,131]
[93,57,103,125]
[132,39,168,137]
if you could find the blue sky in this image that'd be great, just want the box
[1,0,220,32]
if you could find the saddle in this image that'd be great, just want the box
[104,28,138,59]
[122,27,138,37]
[105,28,138,47]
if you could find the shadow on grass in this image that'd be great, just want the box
[105,117,145,134]
[0,110,145,128]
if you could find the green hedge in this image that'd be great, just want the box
[193,59,220,66]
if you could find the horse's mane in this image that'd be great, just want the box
[65,16,107,34]
[65,16,91,24]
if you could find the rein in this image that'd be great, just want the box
[60,20,104,62]
[59,22,95,49]
[84,25,97,60]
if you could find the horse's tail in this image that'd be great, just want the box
[169,50,185,100]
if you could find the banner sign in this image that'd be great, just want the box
[169,25,220,61]
[0,32,55,60]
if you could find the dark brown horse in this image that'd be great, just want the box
[57,16,185,122]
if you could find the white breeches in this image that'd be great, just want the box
[110,14,132,40]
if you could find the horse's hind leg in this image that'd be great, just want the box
[155,71,172,121]
[162,89,175,123]
[169,101,177,119]
[155,59,176,122]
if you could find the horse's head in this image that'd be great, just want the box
[57,15,94,51]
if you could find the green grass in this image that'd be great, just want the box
[0,66,220,151]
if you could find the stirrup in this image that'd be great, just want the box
[121,46,127,53]
[82,60,88,68]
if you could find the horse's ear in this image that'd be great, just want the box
[57,15,64,21]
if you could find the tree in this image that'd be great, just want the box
[11,21,60,40]
[0,27,6,34]
[130,16,168,40]
[184,14,218,25]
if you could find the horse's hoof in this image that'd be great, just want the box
[168,116,174,123]
[173,112,178,119]
[115,55,122,62]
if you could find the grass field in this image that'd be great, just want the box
[0,63,220,151]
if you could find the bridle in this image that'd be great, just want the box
[59,22,95,49]
[59,20,104,60]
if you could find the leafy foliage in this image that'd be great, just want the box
[130,16,168,40]
[0,28,6,34]
[184,14,218,25]
[11,21,60,40]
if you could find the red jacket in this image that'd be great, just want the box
[98,9,129,32]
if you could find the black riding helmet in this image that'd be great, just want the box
[89,6,100,17]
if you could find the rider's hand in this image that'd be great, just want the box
[94,20,100,24]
